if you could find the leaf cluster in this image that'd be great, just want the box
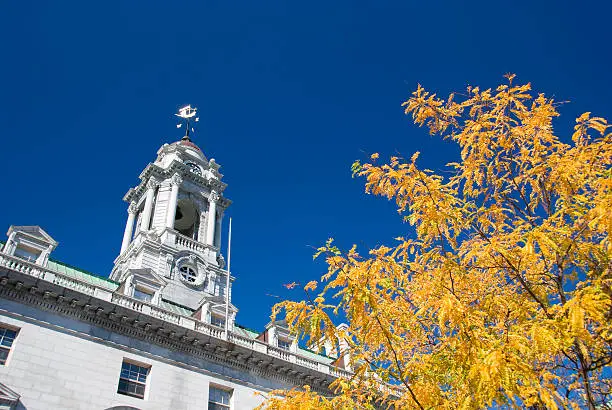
[262,76,612,409]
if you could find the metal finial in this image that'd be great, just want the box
[175,105,199,141]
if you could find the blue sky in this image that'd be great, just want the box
[1,1,610,331]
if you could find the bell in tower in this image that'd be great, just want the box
[110,106,236,328]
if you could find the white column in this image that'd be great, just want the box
[2,232,16,255]
[214,210,223,248]
[120,202,137,254]
[165,174,182,229]
[206,191,219,246]
[140,180,158,231]
[197,210,207,242]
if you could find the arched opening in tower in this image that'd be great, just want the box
[174,199,199,239]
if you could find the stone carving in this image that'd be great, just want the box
[147,178,161,190]
[165,254,174,279]
[171,173,183,186]
[128,202,138,214]
[209,191,220,202]
[216,254,226,269]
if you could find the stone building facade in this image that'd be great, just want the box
[0,130,350,409]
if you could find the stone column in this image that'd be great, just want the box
[229,312,236,332]
[120,202,137,254]
[38,244,54,267]
[140,180,158,231]
[206,191,219,246]
[2,232,16,255]
[197,209,208,243]
[165,174,182,229]
[214,210,223,248]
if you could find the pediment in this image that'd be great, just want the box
[7,225,58,247]
[0,382,20,404]
[128,268,167,287]
[197,295,237,312]
[265,318,289,330]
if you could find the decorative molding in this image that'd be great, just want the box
[171,173,183,186]
[147,178,161,190]
[128,202,138,214]
[0,279,337,394]
[0,251,354,393]
[124,163,230,205]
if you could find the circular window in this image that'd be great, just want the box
[180,265,197,283]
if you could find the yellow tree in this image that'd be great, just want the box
[261,76,612,409]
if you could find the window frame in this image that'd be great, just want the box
[208,385,232,410]
[0,325,18,366]
[277,338,292,351]
[210,314,225,329]
[117,359,151,400]
[133,287,153,303]
[179,265,198,283]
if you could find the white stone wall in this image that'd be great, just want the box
[0,299,277,410]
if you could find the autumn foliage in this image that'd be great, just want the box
[262,76,612,409]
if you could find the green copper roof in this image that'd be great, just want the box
[234,324,260,339]
[297,347,335,364]
[159,299,194,316]
[46,259,119,291]
[1,241,338,366]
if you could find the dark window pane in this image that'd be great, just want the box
[0,348,8,365]
[117,361,148,399]
[208,402,230,410]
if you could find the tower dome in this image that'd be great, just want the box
[172,136,206,161]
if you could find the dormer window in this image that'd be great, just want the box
[278,338,291,351]
[2,226,58,267]
[13,246,41,262]
[133,288,153,303]
[120,268,167,306]
[210,314,225,328]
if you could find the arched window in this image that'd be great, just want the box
[174,199,199,239]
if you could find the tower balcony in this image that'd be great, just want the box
[160,228,220,264]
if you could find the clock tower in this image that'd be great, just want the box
[111,106,236,329]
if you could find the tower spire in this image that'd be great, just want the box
[175,105,199,141]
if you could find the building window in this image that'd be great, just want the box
[0,326,17,365]
[117,360,150,399]
[13,246,40,262]
[278,338,291,351]
[210,315,225,328]
[133,288,153,303]
[180,265,197,283]
[208,386,232,410]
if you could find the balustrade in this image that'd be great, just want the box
[0,249,354,379]
[228,333,255,349]
[195,321,225,339]
[111,293,144,312]
[174,233,206,253]
[151,306,181,324]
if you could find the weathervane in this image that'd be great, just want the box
[175,105,199,140]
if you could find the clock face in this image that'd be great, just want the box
[185,162,202,176]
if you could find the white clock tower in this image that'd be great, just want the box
[111,106,236,329]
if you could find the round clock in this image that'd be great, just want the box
[185,162,202,176]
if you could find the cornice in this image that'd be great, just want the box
[0,254,346,394]
[124,162,229,203]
